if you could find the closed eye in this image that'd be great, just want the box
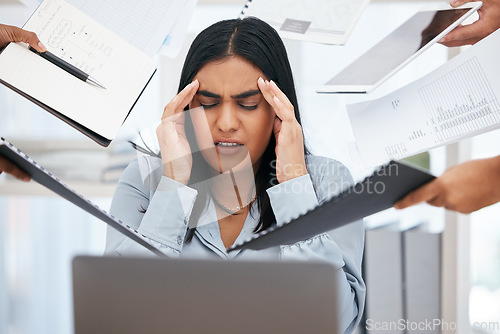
[200,102,218,109]
[239,103,258,110]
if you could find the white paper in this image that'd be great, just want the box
[0,0,156,140]
[29,0,186,56]
[240,0,371,45]
[159,0,198,58]
[347,29,500,166]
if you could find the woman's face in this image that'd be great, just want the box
[189,56,275,173]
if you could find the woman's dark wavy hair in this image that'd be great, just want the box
[174,17,306,242]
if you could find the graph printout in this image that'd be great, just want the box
[347,29,500,166]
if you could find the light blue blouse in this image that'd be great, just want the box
[105,154,366,333]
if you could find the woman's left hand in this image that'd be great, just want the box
[258,77,307,183]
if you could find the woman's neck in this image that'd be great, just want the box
[210,166,256,215]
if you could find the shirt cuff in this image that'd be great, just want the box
[266,174,319,226]
[138,176,198,250]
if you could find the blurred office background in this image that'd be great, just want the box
[0,0,498,333]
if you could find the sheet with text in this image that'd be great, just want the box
[347,28,500,166]
[240,0,370,45]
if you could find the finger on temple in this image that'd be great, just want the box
[269,80,293,110]
[161,80,199,120]
[257,77,276,108]
[272,95,293,122]
[257,78,291,121]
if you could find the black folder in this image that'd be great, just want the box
[229,160,435,251]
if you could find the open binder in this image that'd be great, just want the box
[229,160,435,251]
[0,0,157,146]
[0,138,165,256]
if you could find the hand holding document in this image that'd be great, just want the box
[347,28,500,166]
[0,0,157,146]
[229,161,434,251]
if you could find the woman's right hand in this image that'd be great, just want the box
[156,80,199,185]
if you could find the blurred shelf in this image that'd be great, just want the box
[4,139,111,152]
[0,139,128,197]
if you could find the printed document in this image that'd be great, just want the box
[347,29,500,166]
[240,0,370,45]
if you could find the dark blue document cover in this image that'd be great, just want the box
[229,160,435,251]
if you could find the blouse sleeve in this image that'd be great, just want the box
[104,156,198,257]
[266,156,365,334]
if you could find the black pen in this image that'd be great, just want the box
[29,46,106,89]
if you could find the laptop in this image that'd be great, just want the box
[72,256,342,334]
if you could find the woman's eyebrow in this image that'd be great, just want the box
[197,89,261,99]
[231,90,260,99]
[197,90,220,98]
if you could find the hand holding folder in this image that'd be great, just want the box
[229,161,435,251]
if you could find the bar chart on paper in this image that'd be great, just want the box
[419,57,500,144]
[347,29,500,166]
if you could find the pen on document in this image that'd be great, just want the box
[29,46,106,89]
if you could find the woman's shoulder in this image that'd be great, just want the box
[119,155,163,189]
[305,155,354,200]
[305,155,353,181]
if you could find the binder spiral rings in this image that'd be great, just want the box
[239,0,253,17]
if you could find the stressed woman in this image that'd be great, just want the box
[105,17,365,332]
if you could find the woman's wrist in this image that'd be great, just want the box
[277,161,307,183]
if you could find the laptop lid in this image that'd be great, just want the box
[72,256,341,334]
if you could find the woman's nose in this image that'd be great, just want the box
[216,105,239,132]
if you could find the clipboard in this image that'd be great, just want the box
[0,138,165,257]
[229,160,435,251]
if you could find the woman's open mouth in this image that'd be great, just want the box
[215,142,244,155]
